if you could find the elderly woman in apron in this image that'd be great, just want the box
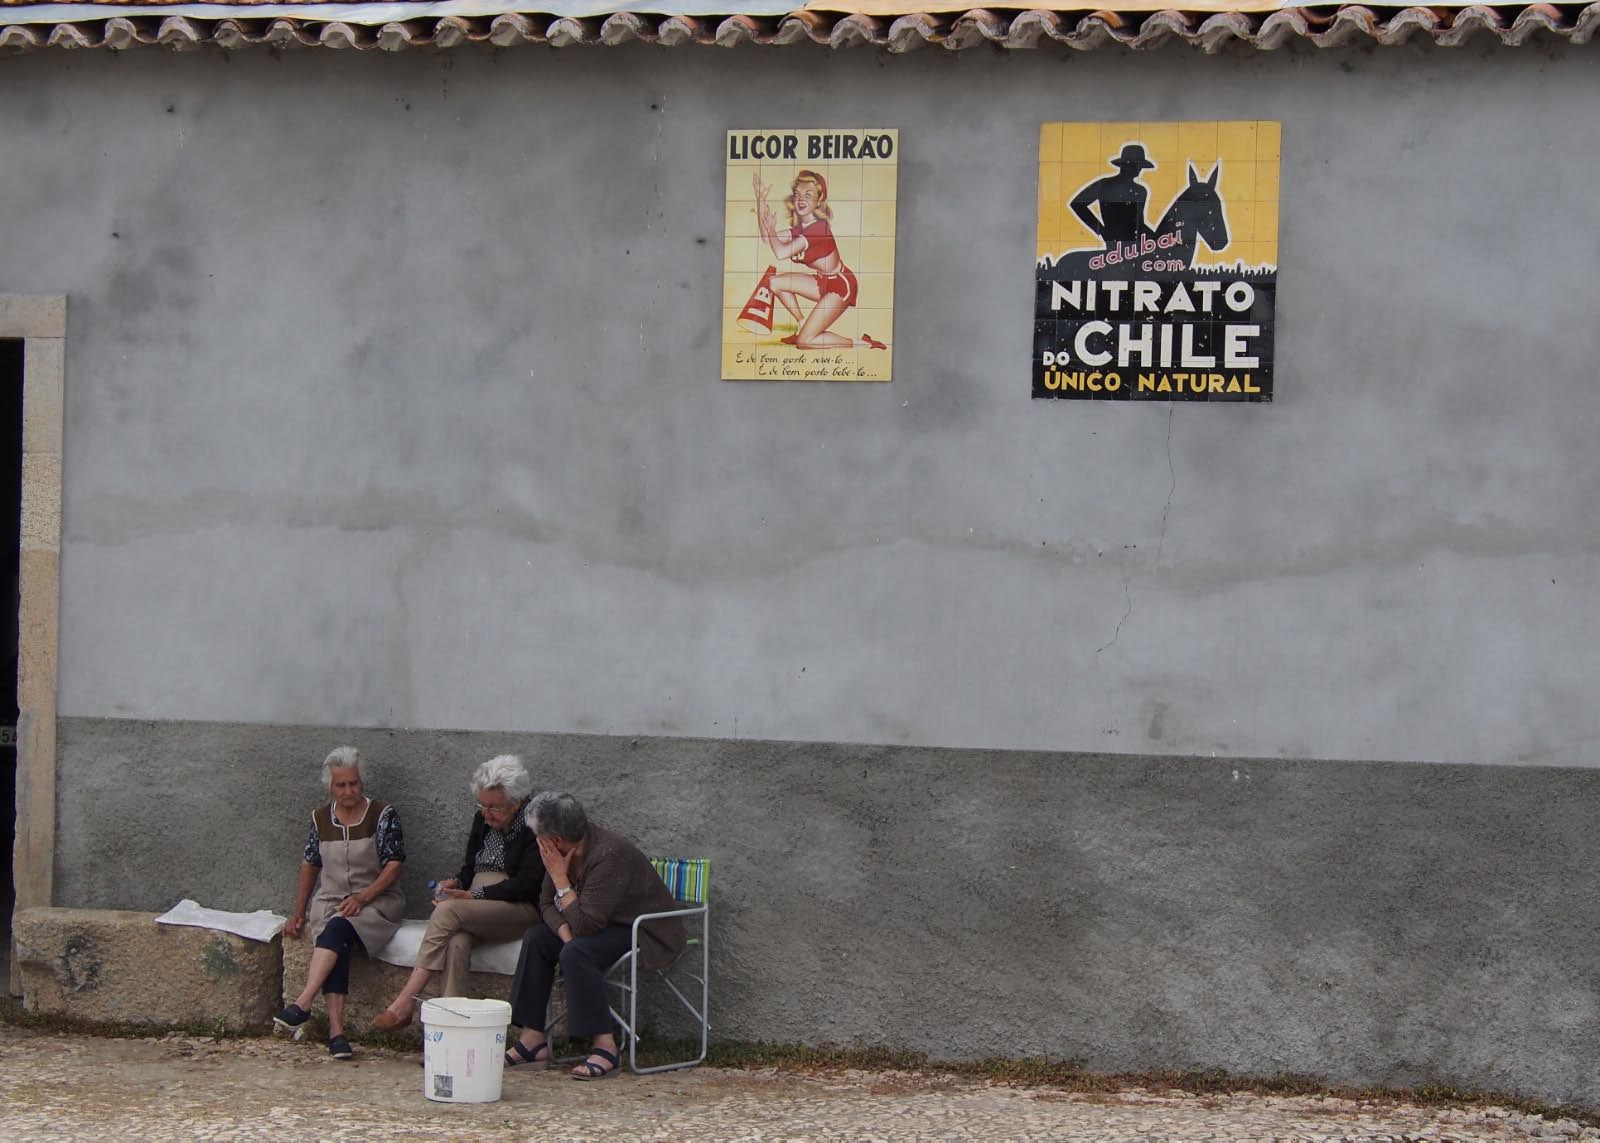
[274,746,406,1059]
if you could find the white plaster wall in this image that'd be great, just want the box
[2,44,1595,764]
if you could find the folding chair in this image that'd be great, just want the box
[604,856,710,1074]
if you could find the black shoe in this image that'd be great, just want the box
[273,1003,311,1035]
[328,1034,354,1060]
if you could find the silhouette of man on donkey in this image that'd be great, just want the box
[1044,141,1228,281]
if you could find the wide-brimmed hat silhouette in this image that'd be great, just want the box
[1111,143,1155,170]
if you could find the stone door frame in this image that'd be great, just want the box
[1,295,64,993]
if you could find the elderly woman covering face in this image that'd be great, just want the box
[373,754,542,1031]
[275,747,405,1060]
[504,792,685,1080]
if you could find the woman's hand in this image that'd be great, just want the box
[538,836,572,883]
[750,178,803,260]
[432,888,471,902]
[288,860,317,941]
[336,894,366,918]
[752,176,776,240]
[436,877,459,892]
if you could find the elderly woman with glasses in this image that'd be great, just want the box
[372,754,541,1030]
[275,746,406,1060]
[503,791,685,1079]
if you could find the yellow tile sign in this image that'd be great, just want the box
[722,129,898,382]
[1035,121,1281,402]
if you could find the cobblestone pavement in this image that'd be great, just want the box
[1,1028,1596,1142]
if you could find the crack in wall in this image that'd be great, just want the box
[1095,574,1133,655]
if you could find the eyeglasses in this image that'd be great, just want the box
[476,799,515,816]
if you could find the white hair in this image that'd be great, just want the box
[470,754,533,802]
[320,746,366,790]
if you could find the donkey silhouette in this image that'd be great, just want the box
[1043,162,1230,281]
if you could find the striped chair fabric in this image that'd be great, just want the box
[650,857,710,905]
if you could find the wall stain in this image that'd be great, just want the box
[60,935,101,993]
[202,935,240,979]
[1148,700,1169,743]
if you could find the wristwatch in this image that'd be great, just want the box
[555,886,574,901]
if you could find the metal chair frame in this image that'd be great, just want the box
[604,861,710,1074]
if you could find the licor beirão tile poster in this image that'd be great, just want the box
[722,129,898,382]
[1035,121,1280,402]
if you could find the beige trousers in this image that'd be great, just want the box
[416,871,539,999]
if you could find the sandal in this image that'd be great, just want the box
[505,1039,550,1069]
[327,1034,354,1060]
[571,1047,620,1080]
[372,1005,414,1033]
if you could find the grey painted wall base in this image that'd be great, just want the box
[56,717,1600,1105]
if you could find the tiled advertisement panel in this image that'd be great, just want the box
[1035,121,1280,402]
[723,128,897,382]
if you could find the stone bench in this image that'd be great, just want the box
[13,906,281,1032]
[280,919,536,1040]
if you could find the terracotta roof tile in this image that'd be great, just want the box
[0,1,1593,51]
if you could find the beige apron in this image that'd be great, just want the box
[307,798,405,956]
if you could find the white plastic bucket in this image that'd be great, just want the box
[420,998,512,1104]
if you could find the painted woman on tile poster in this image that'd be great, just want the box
[753,170,888,352]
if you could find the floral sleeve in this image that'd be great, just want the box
[376,806,406,866]
[303,821,322,867]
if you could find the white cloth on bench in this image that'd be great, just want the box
[155,899,287,943]
[374,917,523,976]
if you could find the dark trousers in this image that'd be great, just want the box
[509,922,633,1038]
[314,917,366,996]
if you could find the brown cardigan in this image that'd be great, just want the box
[540,823,686,970]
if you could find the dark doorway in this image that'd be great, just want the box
[0,339,21,987]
